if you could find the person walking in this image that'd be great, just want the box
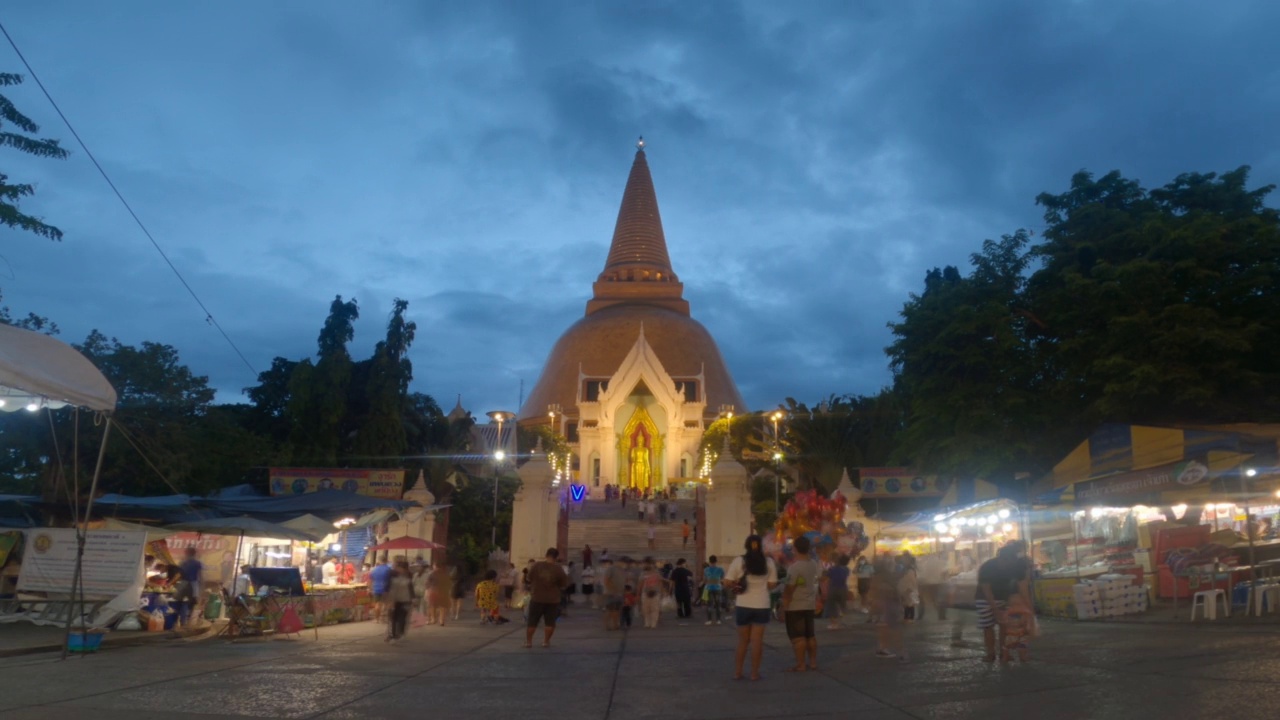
[450,564,468,621]
[638,497,645,522]
[647,524,657,550]
[783,536,821,672]
[725,535,778,681]
[918,553,946,621]
[369,558,393,623]
[426,560,452,626]
[704,555,726,625]
[871,556,908,662]
[671,559,694,619]
[525,548,570,648]
[174,548,204,628]
[824,554,851,630]
[474,569,501,624]
[681,519,691,549]
[658,498,668,524]
[582,544,594,569]
[582,564,597,608]
[976,541,1031,663]
[386,560,415,642]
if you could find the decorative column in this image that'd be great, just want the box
[510,439,559,567]
[704,436,753,561]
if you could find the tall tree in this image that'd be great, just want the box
[0,73,67,242]
[351,299,417,464]
[287,296,359,465]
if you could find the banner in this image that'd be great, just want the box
[164,532,237,590]
[18,529,146,599]
[268,468,404,499]
[0,531,20,569]
[1074,458,1211,504]
[857,467,943,498]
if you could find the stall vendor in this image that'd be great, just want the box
[321,557,338,585]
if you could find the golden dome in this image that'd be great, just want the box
[520,304,746,421]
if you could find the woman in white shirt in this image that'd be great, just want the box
[725,534,778,681]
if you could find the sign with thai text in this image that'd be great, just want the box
[269,468,404,499]
[18,529,146,599]
[1074,458,1210,504]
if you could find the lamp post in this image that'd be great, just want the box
[770,411,784,511]
[1244,467,1258,586]
[487,410,515,548]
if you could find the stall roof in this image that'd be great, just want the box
[203,489,422,521]
[0,323,117,412]
[167,516,323,542]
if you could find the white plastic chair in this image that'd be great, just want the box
[1191,589,1228,620]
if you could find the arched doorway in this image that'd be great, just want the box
[620,404,663,491]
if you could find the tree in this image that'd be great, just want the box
[350,299,416,465]
[888,166,1280,481]
[0,73,67,242]
[0,290,59,335]
[286,296,359,465]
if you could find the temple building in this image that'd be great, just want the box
[519,140,745,491]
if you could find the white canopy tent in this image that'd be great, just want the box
[0,323,118,658]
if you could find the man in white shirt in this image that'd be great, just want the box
[232,564,252,597]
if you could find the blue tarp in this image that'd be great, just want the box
[204,490,419,522]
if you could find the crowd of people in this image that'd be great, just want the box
[365,537,1037,676]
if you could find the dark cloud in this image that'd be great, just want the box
[1,0,1277,415]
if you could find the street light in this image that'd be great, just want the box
[487,410,515,548]
[1243,467,1259,585]
[771,411,784,511]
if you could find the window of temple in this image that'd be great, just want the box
[566,420,580,443]
[583,380,609,402]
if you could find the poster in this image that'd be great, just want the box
[268,468,404,499]
[18,529,146,599]
[1034,577,1081,618]
[164,532,237,590]
[857,467,943,498]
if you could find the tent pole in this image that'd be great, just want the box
[61,416,112,660]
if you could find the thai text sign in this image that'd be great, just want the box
[18,529,146,599]
[1074,458,1210,504]
[858,467,942,498]
[269,468,404,499]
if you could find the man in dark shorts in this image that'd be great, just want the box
[782,536,821,671]
[525,547,569,648]
[976,543,1023,662]
[670,559,694,618]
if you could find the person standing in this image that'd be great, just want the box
[621,491,627,510]
[582,544,594,569]
[658,498,668,524]
[704,555,726,625]
[600,558,623,631]
[638,497,645,522]
[899,554,919,622]
[426,560,453,626]
[647,524,657,550]
[386,561,415,642]
[871,556,908,662]
[824,554,851,630]
[725,535,778,681]
[783,536,821,672]
[854,556,874,613]
[525,548,570,648]
[976,541,1031,663]
[581,564,597,608]
[670,559,694,619]
[450,564,468,621]
[474,569,501,624]
[681,519,691,549]
[175,548,204,627]
[369,559,393,623]
[638,559,668,628]
[232,564,252,598]
[499,563,517,609]
[918,553,946,621]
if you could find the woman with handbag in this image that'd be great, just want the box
[725,535,777,681]
[638,559,668,628]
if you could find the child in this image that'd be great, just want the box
[474,569,500,624]
[622,584,637,629]
[1001,595,1034,662]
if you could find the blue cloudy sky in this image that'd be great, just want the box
[2,1,1278,415]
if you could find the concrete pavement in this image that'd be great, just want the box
[0,608,1278,719]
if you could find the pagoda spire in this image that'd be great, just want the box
[587,138,689,316]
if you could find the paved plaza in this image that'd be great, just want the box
[1,610,1278,720]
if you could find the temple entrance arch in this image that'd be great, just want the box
[619,404,663,491]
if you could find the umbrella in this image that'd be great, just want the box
[368,536,444,551]
[166,516,322,542]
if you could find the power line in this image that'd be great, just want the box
[0,21,258,378]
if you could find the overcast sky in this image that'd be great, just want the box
[2,1,1278,415]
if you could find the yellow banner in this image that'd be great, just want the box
[268,468,404,499]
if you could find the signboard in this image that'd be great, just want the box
[1074,458,1210,505]
[18,529,146,599]
[269,468,404,499]
[165,532,238,590]
[0,531,20,569]
[857,467,943,498]
[1034,577,1081,618]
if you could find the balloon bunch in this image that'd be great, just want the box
[770,489,868,562]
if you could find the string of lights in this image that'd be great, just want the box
[0,21,258,378]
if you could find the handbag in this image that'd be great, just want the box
[660,595,676,612]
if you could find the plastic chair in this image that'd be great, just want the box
[1254,584,1280,616]
[1191,589,1228,620]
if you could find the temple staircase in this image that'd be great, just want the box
[565,499,697,563]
